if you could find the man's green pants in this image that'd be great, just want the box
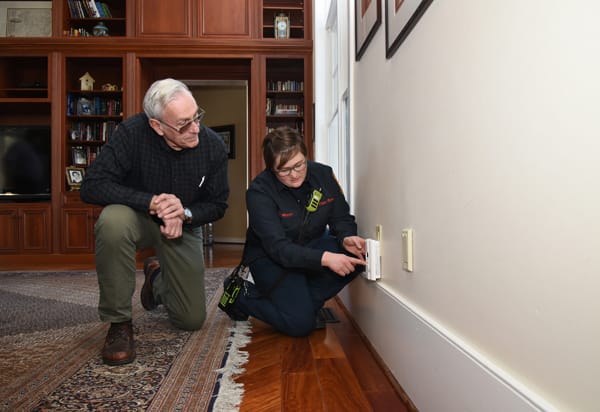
[94,204,206,330]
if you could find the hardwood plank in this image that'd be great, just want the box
[328,297,418,412]
[316,357,373,412]
[309,326,346,359]
[281,335,314,373]
[335,333,394,392]
[282,372,324,411]
[240,320,282,375]
[237,362,282,412]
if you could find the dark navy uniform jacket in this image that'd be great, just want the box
[243,161,357,271]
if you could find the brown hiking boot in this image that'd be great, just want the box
[102,321,135,365]
[141,256,160,310]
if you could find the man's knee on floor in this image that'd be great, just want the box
[170,309,207,331]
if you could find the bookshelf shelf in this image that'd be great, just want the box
[63,0,127,37]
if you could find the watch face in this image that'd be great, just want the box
[277,21,287,30]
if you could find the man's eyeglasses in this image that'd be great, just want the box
[275,159,307,177]
[159,108,206,134]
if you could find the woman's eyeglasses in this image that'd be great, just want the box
[275,159,307,177]
[159,108,205,134]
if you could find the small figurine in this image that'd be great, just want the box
[101,83,118,91]
[93,22,109,37]
[79,72,95,91]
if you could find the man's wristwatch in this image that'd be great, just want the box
[183,207,193,224]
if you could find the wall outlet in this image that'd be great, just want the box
[375,224,382,242]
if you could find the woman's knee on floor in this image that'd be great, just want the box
[280,311,316,337]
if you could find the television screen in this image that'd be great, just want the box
[0,125,51,200]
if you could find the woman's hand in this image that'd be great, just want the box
[321,251,367,277]
[342,236,367,259]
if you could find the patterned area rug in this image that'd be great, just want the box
[0,268,250,412]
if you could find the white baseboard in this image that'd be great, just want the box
[339,279,558,412]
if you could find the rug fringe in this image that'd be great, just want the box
[211,321,252,411]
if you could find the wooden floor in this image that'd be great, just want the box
[209,243,414,412]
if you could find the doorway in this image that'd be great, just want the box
[188,80,248,244]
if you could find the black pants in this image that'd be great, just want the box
[236,235,362,337]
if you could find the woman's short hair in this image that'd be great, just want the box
[262,127,307,171]
[143,78,193,120]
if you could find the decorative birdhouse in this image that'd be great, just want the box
[79,72,95,91]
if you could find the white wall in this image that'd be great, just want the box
[317,1,600,411]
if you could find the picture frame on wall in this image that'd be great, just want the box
[211,124,236,159]
[0,1,52,37]
[355,0,381,61]
[385,0,433,59]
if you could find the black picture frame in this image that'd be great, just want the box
[355,0,382,61]
[71,146,87,166]
[211,124,235,159]
[385,0,433,59]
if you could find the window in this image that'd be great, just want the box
[325,0,351,199]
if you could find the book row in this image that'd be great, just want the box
[267,80,304,92]
[67,1,113,19]
[67,94,122,117]
[69,121,119,142]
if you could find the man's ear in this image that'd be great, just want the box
[149,118,164,135]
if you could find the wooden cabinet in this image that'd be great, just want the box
[61,205,101,253]
[0,2,313,266]
[0,55,52,256]
[0,203,51,254]
[200,0,256,38]
[136,0,191,37]
[61,0,312,40]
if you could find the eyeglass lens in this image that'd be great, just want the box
[179,110,205,133]
[277,160,306,176]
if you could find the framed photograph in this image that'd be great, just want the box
[212,124,235,160]
[0,1,52,37]
[385,0,433,59]
[355,0,381,61]
[65,167,85,190]
[71,146,87,166]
